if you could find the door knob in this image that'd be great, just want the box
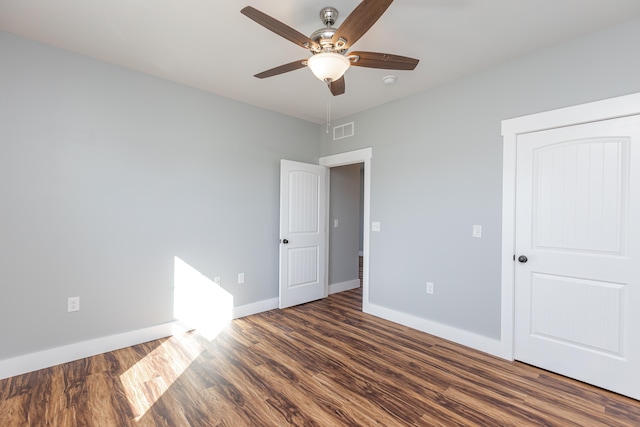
[282,239,289,244]
[518,255,528,263]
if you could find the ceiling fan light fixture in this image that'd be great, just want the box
[307,52,350,82]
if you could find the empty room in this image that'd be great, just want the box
[2,0,640,425]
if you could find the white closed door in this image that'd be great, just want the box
[514,114,640,400]
[279,160,327,309]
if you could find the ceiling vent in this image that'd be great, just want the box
[333,122,354,140]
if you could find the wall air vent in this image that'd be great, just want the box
[333,122,354,140]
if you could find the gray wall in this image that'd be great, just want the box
[320,17,640,339]
[0,31,319,360]
[328,164,361,285]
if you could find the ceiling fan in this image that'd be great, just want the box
[241,0,419,96]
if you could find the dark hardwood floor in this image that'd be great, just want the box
[1,287,639,426]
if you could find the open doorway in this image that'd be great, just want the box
[327,163,363,295]
[319,148,372,312]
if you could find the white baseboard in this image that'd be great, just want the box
[329,279,360,295]
[233,297,278,319]
[0,322,181,381]
[365,303,504,359]
[0,297,283,380]
[1,297,504,381]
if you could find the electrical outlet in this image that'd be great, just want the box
[426,282,434,295]
[214,276,221,285]
[372,221,381,232]
[68,296,80,312]
[238,273,245,284]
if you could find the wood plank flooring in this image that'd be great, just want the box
[1,287,639,426]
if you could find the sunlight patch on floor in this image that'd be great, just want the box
[119,333,204,421]
[119,257,234,421]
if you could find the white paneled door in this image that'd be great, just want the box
[514,115,640,399]
[279,160,327,309]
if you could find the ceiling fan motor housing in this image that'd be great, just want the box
[310,27,337,46]
[310,7,347,53]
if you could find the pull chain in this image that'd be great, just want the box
[326,88,331,134]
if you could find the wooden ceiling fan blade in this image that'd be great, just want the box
[348,51,419,70]
[331,0,393,49]
[241,6,319,50]
[329,76,346,96]
[254,60,307,79]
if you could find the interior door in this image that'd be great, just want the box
[514,115,640,400]
[279,160,327,309]
[514,116,640,399]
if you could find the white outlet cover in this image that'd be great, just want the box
[426,282,434,294]
[334,219,339,228]
[238,273,245,284]
[372,221,381,232]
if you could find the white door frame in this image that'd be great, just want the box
[500,92,640,360]
[319,148,372,312]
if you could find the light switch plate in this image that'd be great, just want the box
[473,225,482,238]
[372,222,381,232]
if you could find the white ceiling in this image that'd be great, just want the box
[2,0,640,124]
